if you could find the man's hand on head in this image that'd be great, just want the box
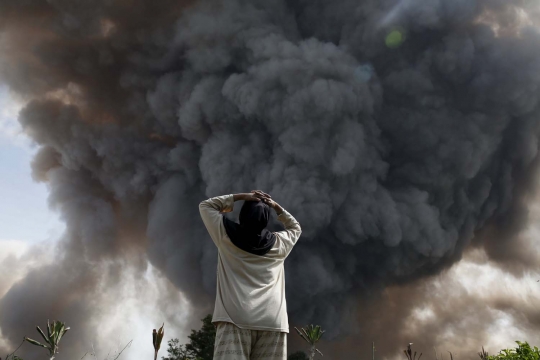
[251,190,284,215]
[232,191,283,214]
[250,190,271,201]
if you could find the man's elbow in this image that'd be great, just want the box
[199,200,210,215]
[199,199,219,215]
[199,199,210,208]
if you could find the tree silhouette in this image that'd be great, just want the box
[163,315,215,360]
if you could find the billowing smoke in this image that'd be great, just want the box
[2,0,540,358]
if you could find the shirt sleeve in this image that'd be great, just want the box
[274,209,302,258]
[199,194,235,247]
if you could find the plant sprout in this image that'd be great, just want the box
[152,323,165,360]
[25,320,69,360]
[404,343,422,360]
[478,347,489,360]
[294,325,325,360]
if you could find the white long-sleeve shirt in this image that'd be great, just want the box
[199,194,302,333]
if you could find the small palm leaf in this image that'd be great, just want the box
[53,321,62,344]
[25,337,49,349]
[302,328,311,341]
[36,326,52,347]
[59,326,69,342]
[315,326,325,342]
[56,323,69,344]
[294,327,310,344]
[155,323,165,350]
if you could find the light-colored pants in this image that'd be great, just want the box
[213,322,287,360]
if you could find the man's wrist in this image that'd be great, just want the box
[233,193,247,202]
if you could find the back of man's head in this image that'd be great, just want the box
[239,201,271,233]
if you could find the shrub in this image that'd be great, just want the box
[488,342,540,360]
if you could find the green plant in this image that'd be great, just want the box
[185,315,216,360]
[479,346,489,360]
[489,341,540,360]
[153,324,165,360]
[294,325,325,360]
[162,339,190,360]
[163,314,216,360]
[24,320,69,360]
[404,343,422,360]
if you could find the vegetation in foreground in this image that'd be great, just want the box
[489,341,540,360]
[294,325,324,360]
[23,320,69,360]
[3,315,540,360]
[153,324,165,360]
[162,315,216,360]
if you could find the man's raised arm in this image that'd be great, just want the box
[199,193,264,246]
[252,190,302,258]
[199,194,234,247]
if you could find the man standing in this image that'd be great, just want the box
[199,190,302,360]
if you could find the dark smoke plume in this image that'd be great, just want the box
[1,0,540,358]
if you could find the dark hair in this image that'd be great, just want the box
[239,201,271,233]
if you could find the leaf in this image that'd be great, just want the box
[36,326,52,347]
[316,328,325,342]
[56,325,68,344]
[294,327,309,344]
[49,321,57,343]
[157,323,165,349]
[298,334,309,343]
[56,321,66,344]
[54,321,64,344]
[302,328,311,343]
[25,337,49,349]
[158,323,165,335]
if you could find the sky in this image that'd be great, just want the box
[0,86,193,360]
[0,85,65,245]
